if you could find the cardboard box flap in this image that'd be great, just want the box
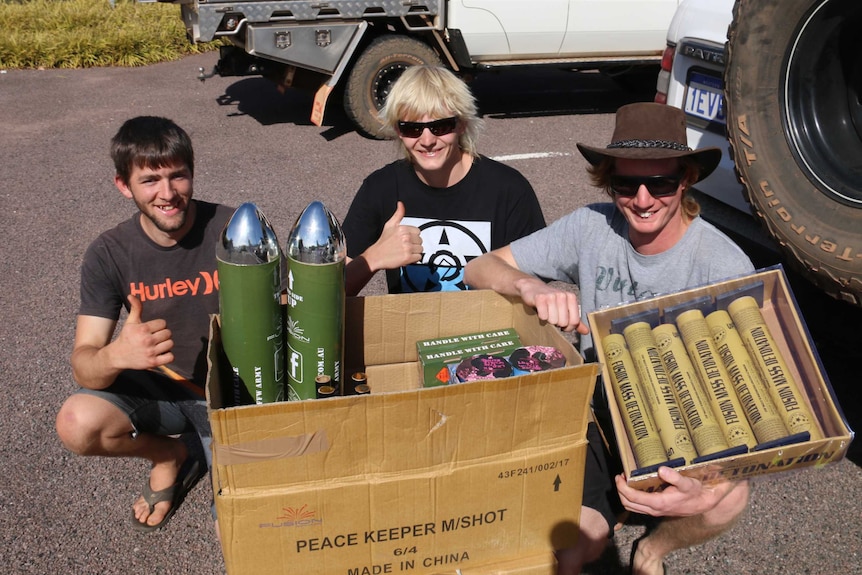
[345,290,577,368]
[211,363,598,493]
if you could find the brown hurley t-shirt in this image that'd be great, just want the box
[79,200,233,389]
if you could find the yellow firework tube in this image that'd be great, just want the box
[652,323,729,457]
[602,334,668,469]
[705,310,789,443]
[622,322,697,463]
[675,309,756,449]
[726,296,822,440]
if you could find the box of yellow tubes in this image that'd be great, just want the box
[588,265,854,492]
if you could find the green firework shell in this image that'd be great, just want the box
[216,203,285,405]
[285,201,346,401]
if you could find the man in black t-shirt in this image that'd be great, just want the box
[55,116,233,533]
[343,65,545,295]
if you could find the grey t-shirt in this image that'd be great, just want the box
[510,203,754,360]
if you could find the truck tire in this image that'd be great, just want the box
[343,35,442,139]
[725,0,862,306]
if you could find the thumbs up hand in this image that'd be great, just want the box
[115,294,175,370]
[363,201,423,272]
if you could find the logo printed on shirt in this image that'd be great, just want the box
[129,270,218,302]
[595,266,656,300]
[400,218,491,292]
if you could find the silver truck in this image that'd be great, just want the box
[659,0,862,307]
[147,0,683,137]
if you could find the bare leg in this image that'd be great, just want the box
[56,393,188,527]
[630,481,750,575]
[556,506,611,575]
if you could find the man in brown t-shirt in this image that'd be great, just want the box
[55,116,233,533]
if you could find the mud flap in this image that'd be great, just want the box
[311,82,334,127]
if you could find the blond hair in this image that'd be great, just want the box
[378,65,483,158]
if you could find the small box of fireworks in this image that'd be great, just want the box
[416,328,524,387]
[206,289,598,575]
[588,265,854,492]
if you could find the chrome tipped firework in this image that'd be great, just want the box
[216,202,285,405]
[726,296,822,440]
[285,201,346,401]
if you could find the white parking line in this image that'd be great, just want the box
[491,151,573,162]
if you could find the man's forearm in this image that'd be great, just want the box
[71,344,123,390]
[464,252,533,296]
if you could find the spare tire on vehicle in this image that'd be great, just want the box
[343,35,442,139]
[725,0,862,306]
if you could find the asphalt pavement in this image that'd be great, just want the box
[0,52,859,575]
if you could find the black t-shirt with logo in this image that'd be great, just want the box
[342,156,546,293]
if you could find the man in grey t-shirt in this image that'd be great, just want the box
[465,102,753,575]
[511,202,753,363]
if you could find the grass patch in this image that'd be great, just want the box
[0,0,219,69]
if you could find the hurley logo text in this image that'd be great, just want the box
[128,270,218,302]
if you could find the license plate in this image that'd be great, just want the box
[684,71,726,125]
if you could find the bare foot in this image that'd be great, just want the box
[132,441,188,528]
[630,535,666,575]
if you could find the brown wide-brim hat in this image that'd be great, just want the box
[576,102,721,183]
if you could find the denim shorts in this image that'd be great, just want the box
[75,369,212,470]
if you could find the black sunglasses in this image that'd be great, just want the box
[397,116,459,138]
[609,174,683,198]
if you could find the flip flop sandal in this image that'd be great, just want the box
[131,457,203,533]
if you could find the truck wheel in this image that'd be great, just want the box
[725,0,862,306]
[344,35,442,139]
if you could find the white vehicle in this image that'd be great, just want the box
[142,0,684,137]
[658,0,862,307]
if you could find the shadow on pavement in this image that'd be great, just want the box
[470,67,657,119]
[216,77,316,126]
[212,67,657,135]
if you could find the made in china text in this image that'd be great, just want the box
[346,551,470,575]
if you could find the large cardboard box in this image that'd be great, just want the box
[207,290,598,575]
[588,266,854,492]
